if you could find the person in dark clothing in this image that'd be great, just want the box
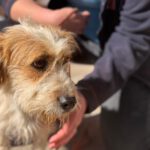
[48,0,150,150]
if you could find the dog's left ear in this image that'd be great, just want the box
[0,33,9,84]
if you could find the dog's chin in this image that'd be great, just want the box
[37,111,69,129]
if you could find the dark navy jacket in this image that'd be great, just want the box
[78,0,150,112]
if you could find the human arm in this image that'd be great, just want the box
[77,0,150,112]
[48,0,150,148]
[3,0,90,34]
[10,0,74,26]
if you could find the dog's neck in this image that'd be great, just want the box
[0,87,50,145]
[0,86,43,126]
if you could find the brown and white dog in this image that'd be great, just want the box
[0,20,78,150]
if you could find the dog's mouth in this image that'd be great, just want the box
[37,111,69,128]
[37,96,77,126]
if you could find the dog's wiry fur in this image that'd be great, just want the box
[0,21,78,150]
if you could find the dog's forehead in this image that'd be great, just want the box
[3,22,76,64]
[23,21,75,50]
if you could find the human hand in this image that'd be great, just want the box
[10,0,90,34]
[48,91,87,149]
[53,7,90,34]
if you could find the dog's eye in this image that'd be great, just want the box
[32,58,48,71]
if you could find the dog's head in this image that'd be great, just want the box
[0,21,78,127]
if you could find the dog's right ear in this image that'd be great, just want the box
[0,33,8,84]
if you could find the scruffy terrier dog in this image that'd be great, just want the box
[0,21,78,150]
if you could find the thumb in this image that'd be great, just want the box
[81,10,90,17]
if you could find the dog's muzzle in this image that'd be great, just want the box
[59,96,76,112]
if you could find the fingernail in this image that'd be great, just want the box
[49,143,56,148]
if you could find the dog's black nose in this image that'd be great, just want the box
[59,96,76,111]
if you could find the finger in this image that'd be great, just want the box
[81,10,90,17]
[62,7,79,17]
[49,124,69,143]
[49,127,73,144]
[49,113,78,144]
[55,128,77,148]
[49,128,77,149]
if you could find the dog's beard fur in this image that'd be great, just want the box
[0,20,78,148]
[10,68,74,123]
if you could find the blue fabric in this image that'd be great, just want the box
[69,0,101,43]
[1,0,15,17]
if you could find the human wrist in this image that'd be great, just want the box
[76,91,87,115]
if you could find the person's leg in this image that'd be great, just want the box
[101,77,150,150]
